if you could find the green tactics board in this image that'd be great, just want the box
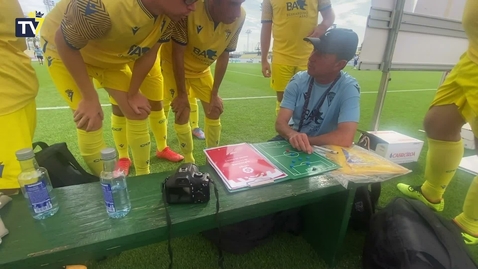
[252,141,341,179]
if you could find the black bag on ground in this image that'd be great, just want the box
[33,142,99,188]
[202,208,302,254]
[349,132,382,231]
[363,197,478,269]
[350,183,381,230]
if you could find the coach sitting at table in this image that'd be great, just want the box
[273,28,361,152]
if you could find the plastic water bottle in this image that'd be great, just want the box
[16,148,59,220]
[100,148,131,218]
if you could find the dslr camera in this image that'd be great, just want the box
[163,163,211,204]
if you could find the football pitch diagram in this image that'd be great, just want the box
[252,141,341,179]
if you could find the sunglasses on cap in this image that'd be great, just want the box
[184,0,198,5]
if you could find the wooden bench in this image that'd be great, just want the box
[0,165,360,269]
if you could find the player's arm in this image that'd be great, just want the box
[260,0,272,76]
[55,0,111,101]
[308,84,361,147]
[128,21,173,97]
[212,17,244,97]
[125,42,160,115]
[127,21,173,114]
[55,0,111,130]
[171,18,188,98]
[212,51,229,96]
[308,1,335,37]
[170,18,190,122]
[128,43,160,97]
[275,76,313,154]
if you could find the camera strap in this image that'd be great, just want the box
[209,179,224,268]
[162,179,223,269]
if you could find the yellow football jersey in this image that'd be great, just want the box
[462,0,478,64]
[0,0,39,116]
[161,0,245,78]
[41,0,173,69]
[262,0,331,66]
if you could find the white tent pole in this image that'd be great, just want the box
[370,0,406,131]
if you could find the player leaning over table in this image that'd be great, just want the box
[396,0,478,245]
[273,28,361,153]
[162,0,246,163]
[93,55,185,178]
[0,0,39,194]
[40,0,196,176]
[260,0,335,116]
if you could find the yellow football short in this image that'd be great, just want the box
[161,61,213,103]
[92,61,164,105]
[0,100,36,189]
[271,63,307,92]
[431,52,478,137]
[45,55,131,109]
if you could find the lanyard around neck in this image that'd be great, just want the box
[297,74,341,132]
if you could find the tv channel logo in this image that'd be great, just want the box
[15,11,45,37]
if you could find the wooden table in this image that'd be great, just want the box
[0,165,359,269]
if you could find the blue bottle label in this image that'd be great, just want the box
[101,183,115,213]
[25,180,52,214]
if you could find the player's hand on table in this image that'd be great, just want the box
[171,94,190,119]
[208,95,223,115]
[127,92,151,115]
[262,61,271,77]
[74,99,103,132]
[288,132,313,154]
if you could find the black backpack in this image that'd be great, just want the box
[349,133,382,230]
[363,197,478,269]
[33,142,99,188]
[202,208,302,254]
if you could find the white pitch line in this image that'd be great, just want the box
[36,104,110,111]
[227,70,264,77]
[36,89,437,111]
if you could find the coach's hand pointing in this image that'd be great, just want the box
[288,132,313,154]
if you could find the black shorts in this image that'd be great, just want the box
[37,56,43,60]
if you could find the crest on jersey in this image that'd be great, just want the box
[225,30,232,39]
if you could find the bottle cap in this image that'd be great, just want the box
[101,148,117,160]
[15,148,35,161]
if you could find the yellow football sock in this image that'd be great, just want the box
[189,96,199,129]
[205,117,221,148]
[455,176,478,236]
[127,119,150,175]
[275,100,281,116]
[421,138,463,202]
[149,110,167,151]
[77,128,106,176]
[163,102,171,120]
[111,114,129,159]
[174,123,195,163]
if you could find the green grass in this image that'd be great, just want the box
[31,62,477,268]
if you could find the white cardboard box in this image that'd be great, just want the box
[461,123,476,150]
[358,130,424,164]
[459,155,478,175]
